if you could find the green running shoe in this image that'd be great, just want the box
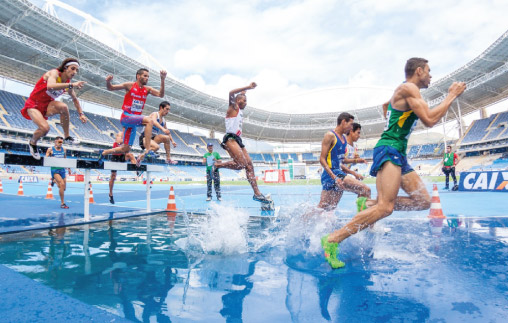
[321,234,345,269]
[356,196,368,212]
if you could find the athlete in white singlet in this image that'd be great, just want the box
[215,82,271,203]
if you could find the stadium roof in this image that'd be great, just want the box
[1,0,508,142]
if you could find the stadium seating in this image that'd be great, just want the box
[250,153,264,162]
[302,153,318,161]
[462,114,497,143]
[262,153,274,162]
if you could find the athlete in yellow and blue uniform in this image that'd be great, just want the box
[321,131,348,191]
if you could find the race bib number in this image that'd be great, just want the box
[131,99,144,113]
[46,88,65,100]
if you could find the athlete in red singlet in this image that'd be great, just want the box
[21,58,87,160]
[97,68,167,166]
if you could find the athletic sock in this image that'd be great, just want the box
[356,196,368,212]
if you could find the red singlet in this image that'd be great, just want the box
[21,70,69,120]
[122,83,149,115]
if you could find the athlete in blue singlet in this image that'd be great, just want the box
[316,112,369,212]
[138,101,178,164]
[46,136,69,209]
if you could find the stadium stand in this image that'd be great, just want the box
[250,153,264,162]
[302,153,318,161]
[262,153,274,162]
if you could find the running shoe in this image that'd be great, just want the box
[97,149,104,166]
[356,196,368,212]
[253,194,271,203]
[167,159,178,165]
[28,140,40,160]
[109,195,115,204]
[217,197,222,201]
[206,197,212,201]
[321,234,345,269]
[60,203,69,209]
[64,136,80,145]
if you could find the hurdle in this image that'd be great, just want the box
[0,152,165,221]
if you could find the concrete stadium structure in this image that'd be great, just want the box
[1,0,508,143]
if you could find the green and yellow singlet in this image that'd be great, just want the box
[375,103,419,155]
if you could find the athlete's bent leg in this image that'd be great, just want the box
[342,176,371,198]
[46,101,70,138]
[397,171,431,211]
[223,140,262,196]
[54,174,65,205]
[317,189,343,211]
[328,162,402,244]
[26,108,50,144]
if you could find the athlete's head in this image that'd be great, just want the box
[159,101,171,116]
[57,58,80,79]
[337,112,355,133]
[54,136,64,148]
[446,145,452,153]
[348,123,362,142]
[207,142,214,152]
[136,68,150,86]
[405,57,431,88]
[236,92,247,109]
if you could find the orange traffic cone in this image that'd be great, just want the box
[428,184,446,219]
[0,178,3,193]
[45,180,54,199]
[89,183,95,204]
[166,186,177,212]
[17,180,23,196]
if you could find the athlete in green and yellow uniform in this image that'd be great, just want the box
[321,57,466,268]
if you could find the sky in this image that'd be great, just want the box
[28,0,508,114]
[5,0,506,147]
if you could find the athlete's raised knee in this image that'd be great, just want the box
[39,123,51,134]
[377,202,394,218]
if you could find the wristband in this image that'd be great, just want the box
[68,84,73,89]
[79,112,85,116]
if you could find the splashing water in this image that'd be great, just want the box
[187,203,251,255]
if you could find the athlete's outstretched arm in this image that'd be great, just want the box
[406,82,466,127]
[229,82,257,97]
[147,70,167,98]
[46,70,86,91]
[105,75,133,92]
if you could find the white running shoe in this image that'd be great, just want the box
[64,136,80,145]
[28,140,41,160]
[206,197,212,201]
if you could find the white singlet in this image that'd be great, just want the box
[225,109,243,136]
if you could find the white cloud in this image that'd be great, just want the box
[39,0,508,114]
